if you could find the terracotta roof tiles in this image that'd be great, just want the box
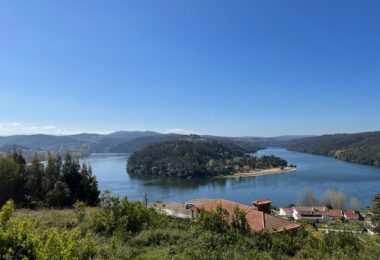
[328,209,343,218]
[191,198,299,232]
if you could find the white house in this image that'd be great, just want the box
[278,207,293,217]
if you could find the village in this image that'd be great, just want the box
[152,197,378,235]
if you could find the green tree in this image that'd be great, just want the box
[10,151,27,204]
[0,157,20,206]
[45,181,71,208]
[26,153,45,203]
[372,193,380,233]
[232,206,250,234]
[43,153,61,194]
[197,205,230,234]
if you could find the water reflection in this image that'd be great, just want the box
[128,172,231,189]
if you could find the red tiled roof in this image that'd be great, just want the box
[264,214,299,232]
[192,199,299,232]
[328,209,343,218]
[252,199,272,205]
[294,206,327,214]
[344,210,358,219]
[281,208,292,213]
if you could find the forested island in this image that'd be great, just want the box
[282,131,380,167]
[127,137,289,178]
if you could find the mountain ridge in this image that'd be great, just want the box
[0,131,312,157]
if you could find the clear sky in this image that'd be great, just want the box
[1,0,380,137]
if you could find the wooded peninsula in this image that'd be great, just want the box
[127,136,289,178]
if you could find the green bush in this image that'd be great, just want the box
[73,201,86,224]
[130,228,182,246]
[90,191,165,237]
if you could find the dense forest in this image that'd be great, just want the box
[282,131,380,167]
[0,151,99,208]
[127,137,288,178]
[1,192,379,259]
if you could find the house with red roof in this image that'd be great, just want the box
[189,198,299,233]
[328,209,344,220]
[343,210,360,221]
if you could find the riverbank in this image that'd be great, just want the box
[220,166,296,178]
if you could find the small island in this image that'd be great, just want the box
[127,136,294,178]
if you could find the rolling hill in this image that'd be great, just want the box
[282,131,380,167]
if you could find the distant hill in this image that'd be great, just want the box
[0,131,313,160]
[111,133,266,153]
[0,134,80,149]
[110,134,183,153]
[0,131,309,158]
[270,135,315,142]
[282,131,380,167]
[107,131,159,140]
[0,131,160,155]
[200,135,266,153]
[127,137,288,178]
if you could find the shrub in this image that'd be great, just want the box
[130,228,182,247]
[90,192,166,237]
[73,201,86,224]
[0,200,15,230]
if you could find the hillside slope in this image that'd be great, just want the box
[283,131,380,167]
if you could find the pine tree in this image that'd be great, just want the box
[43,153,61,195]
[26,153,45,203]
[0,157,20,205]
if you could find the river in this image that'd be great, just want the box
[81,148,380,207]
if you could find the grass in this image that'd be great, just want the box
[14,207,99,229]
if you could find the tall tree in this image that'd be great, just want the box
[0,157,20,205]
[26,153,45,203]
[62,153,81,204]
[10,151,27,204]
[323,189,346,209]
[43,153,61,194]
[350,197,360,210]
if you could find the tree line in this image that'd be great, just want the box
[295,188,362,210]
[0,151,99,208]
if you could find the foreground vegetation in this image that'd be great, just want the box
[128,137,288,178]
[282,131,380,167]
[1,192,380,259]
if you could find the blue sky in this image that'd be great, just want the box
[1,0,380,136]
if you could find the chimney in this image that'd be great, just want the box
[252,199,272,214]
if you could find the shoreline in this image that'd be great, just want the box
[219,166,296,179]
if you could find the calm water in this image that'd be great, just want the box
[81,148,380,207]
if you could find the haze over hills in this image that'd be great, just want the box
[0,131,310,157]
[2,130,380,168]
[0,131,160,153]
